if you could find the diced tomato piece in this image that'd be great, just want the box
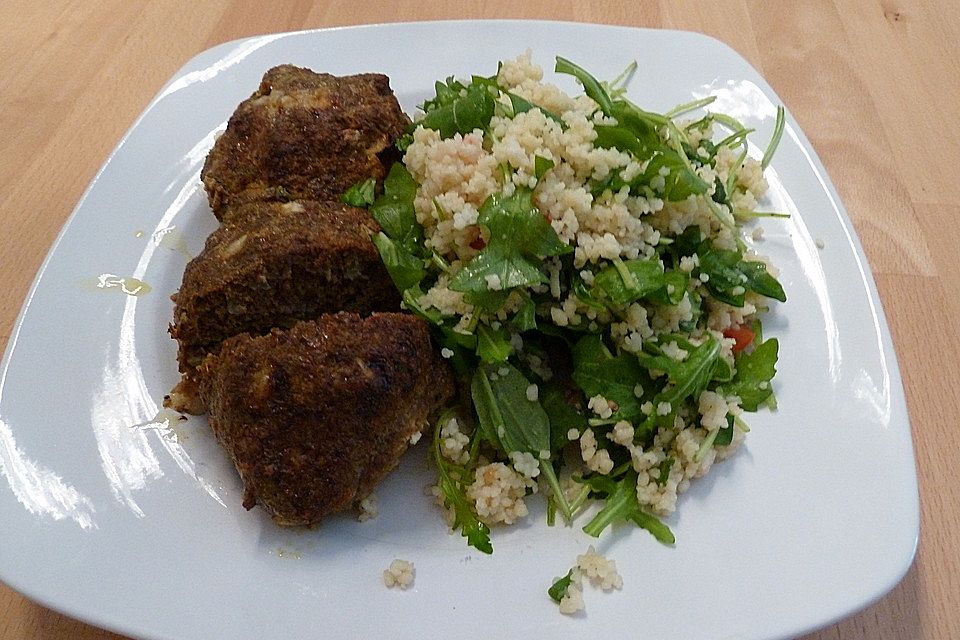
[723,324,755,353]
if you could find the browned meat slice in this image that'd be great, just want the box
[198,313,455,525]
[201,64,410,219]
[167,200,398,413]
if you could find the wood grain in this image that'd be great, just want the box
[1,1,957,638]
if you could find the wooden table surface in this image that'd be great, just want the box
[1,1,957,638]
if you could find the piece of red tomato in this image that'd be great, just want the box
[723,324,755,353]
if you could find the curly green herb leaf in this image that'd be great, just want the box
[432,415,492,554]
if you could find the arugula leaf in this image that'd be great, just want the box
[588,172,627,198]
[471,363,551,455]
[419,83,496,139]
[571,269,607,311]
[633,335,721,441]
[679,289,704,334]
[341,177,376,207]
[571,335,647,420]
[610,99,670,131]
[434,467,492,553]
[395,133,413,152]
[697,243,786,306]
[400,285,441,324]
[594,124,649,158]
[511,293,538,332]
[476,324,514,363]
[713,415,735,446]
[506,92,565,127]
[629,509,676,544]
[697,245,746,306]
[436,326,478,377]
[711,175,728,205]
[578,472,618,495]
[555,56,614,115]
[699,137,718,160]
[464,287,513,313]
[582,470,675,543]
[646,270,689,306]
[592,257,664,307]
[371,232,425,291]
[370,163,422,247]
[541,382,589,452]
[590,93,711,204]
[607,100,666,154]
[450,243,544,293]
[636,149,710,201]
[439,325,477,349]
[739,260,787,302]
[534,155,555,180]
[422,76,468,112]
[472,364,574,520]
[671,225,704,259]
[751,318,765,344]
[711,356,734,383]
[636,334,720,388]
[480,189,570,258]
[431,412,491,554]
[593,102,705,204]
[655,457,675,486]
[548,570,575,603]
[723,338,778,411]
[470,73,500,93]
[449,188,570,300]
[762,105,786,169]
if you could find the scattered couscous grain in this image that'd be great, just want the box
[577,546,623,591]
[382,559,415,589]
[552,546,623,615]
[558,583,585,615]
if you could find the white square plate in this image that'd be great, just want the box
[0,20,918,640]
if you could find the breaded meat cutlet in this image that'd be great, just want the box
[199,313,455,526]
[167,200,398,413]
[201,65,410,219]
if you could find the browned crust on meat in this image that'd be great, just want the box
[201,65,410,219]
[199,313,455,525]
[167,200,399,412]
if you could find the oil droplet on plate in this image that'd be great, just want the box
[81,274,153,296]
[153,226,192,260]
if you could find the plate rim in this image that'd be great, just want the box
[0,19,919,640]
